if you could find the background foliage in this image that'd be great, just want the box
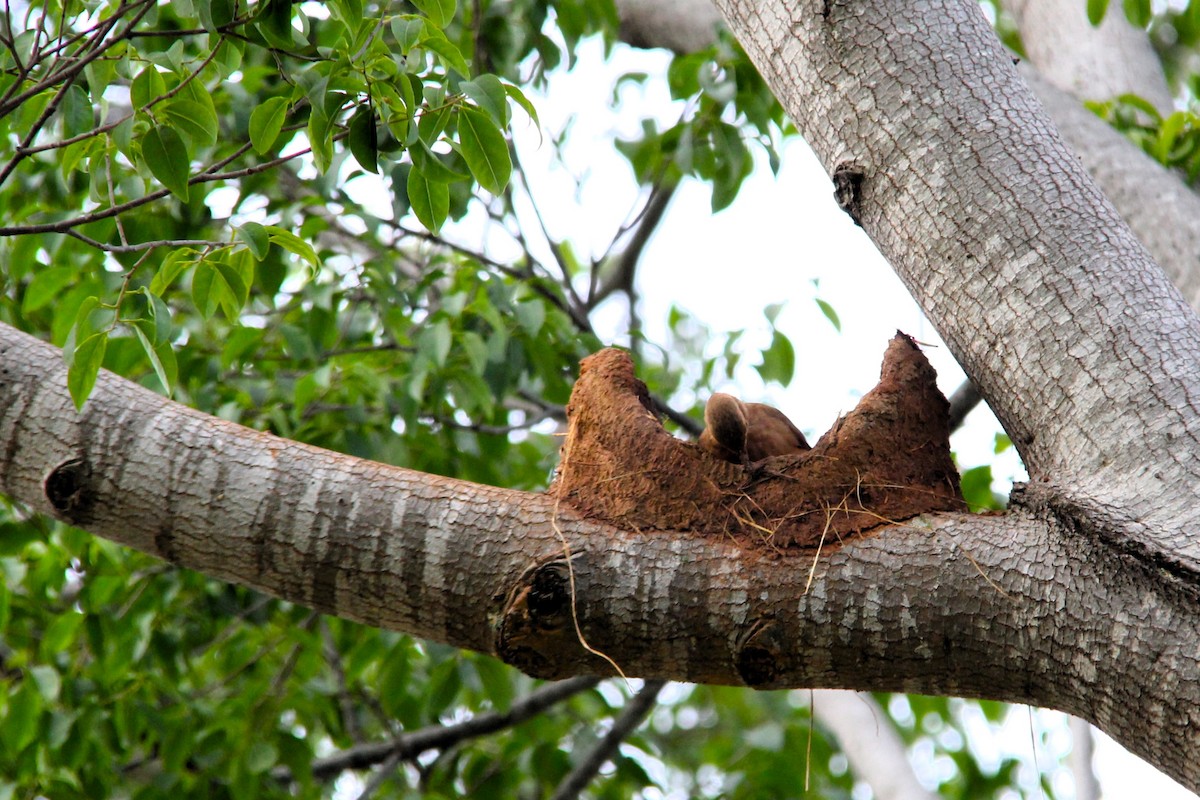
[2,0,1186,797]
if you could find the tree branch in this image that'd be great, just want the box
[549,679,666,800]
[290,676,600,781]
[3,321,1199,788]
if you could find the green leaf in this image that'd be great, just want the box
[816,298,841,332]
[348,106,379,173]
[423,30,471,77]
[161,98,218,147]
[134,324,175,395]
[215,252,254,311]
[411,0,455,28]
[456,107,510,195]
[390,16,425,52]
[29,665,61,703]
[264,226,320,270]
[249,97,290,154]
[22,267,77,313]
[410,140,468,182]
[67,331,108,409]
[61,85,94,138]
[756,330,795,387]
[460,75,508,126]
[4,683,42,753]
[238,221,270,260]
[192,263,220,318]
[515,299,545,337]
[245,741,278,774]
[960,465,1000,512]
[1087,0,1110,24]
[407,167,449,232]
[199,0,236,31]
[145,289,173,345]
[417,319,453,366]
[131,65,167,110]
[503,82,541,129]
[1122,0,1150,27]
[40,611,84,657]
[150,247,199,294]
[140,124,190,201]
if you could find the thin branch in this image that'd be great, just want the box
[509,145,590,320]
[0,144,312,238]
[353,750,403,800]
[947,379,983,433]
[0,0,154,122]
[275,676,601,783]
[589,180,678,308]
[320,620,364,744]
[65,230,227,253]
[548,679,666,800]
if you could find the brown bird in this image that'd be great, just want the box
[699,392,810,464]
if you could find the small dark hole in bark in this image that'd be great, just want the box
[45,458,90,515]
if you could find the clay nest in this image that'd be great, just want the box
[549,332,965,551]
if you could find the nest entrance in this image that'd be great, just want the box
[549,333,965,551]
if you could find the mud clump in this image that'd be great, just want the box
[549,333,964,551]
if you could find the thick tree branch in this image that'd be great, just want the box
[3,322,1199,788]
[1005,0,1174,115]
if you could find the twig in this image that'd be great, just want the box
[275,676,601,783]
[548,679,666,800]
[588,180,678,308]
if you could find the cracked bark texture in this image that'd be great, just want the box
[6,0,1200,793]
[4,318,1200,788]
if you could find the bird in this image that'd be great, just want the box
[699,392,810,464]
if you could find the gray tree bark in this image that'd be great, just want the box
[1006,0,1174,114]
[5,0,1200,794]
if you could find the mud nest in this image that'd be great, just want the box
[549,332,965,551]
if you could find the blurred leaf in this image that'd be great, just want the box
[1087,0,1110,24]
[816,298,841,332]
[1123,0,1150,26]
[411,0,456,28]
[756,330,795,387]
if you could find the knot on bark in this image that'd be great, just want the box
[495,555,613,680]
[550,332,964,551]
